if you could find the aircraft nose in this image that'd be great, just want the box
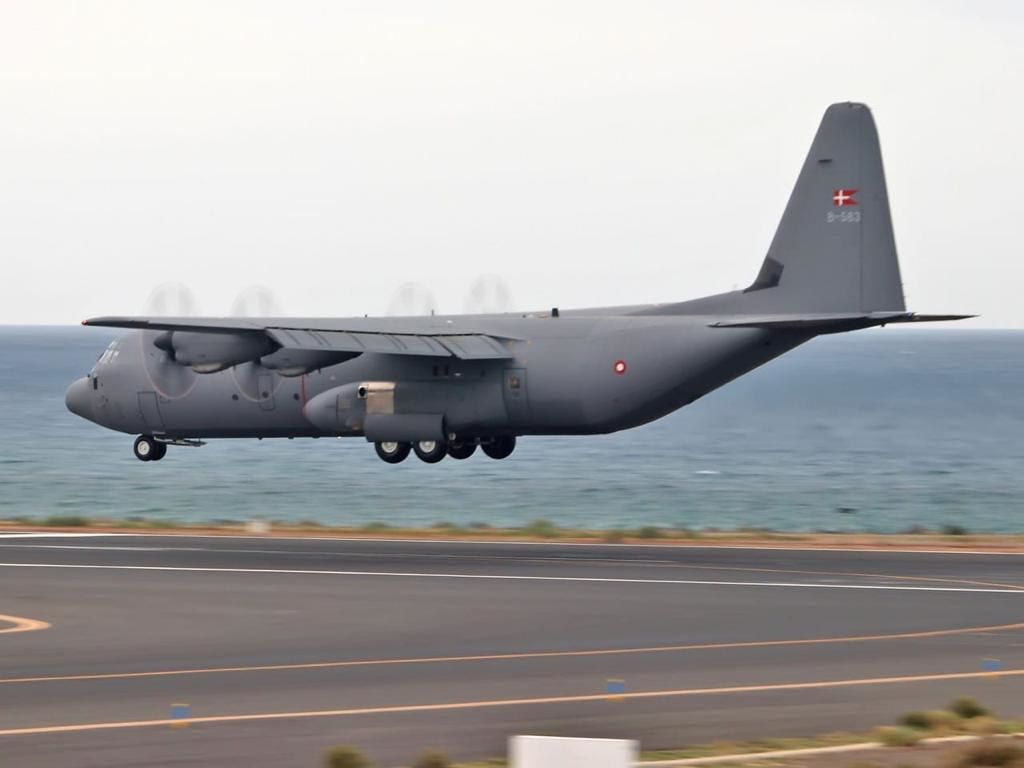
[65,377,95,422]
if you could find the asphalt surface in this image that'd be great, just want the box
[0,534,1022,767]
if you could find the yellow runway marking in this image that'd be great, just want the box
[4,619,1023,685]
[0,614,49,635]
[1,667,1022,737]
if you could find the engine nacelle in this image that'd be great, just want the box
[259,348,356,377]
[155,331,276,373]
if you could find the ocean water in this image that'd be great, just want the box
[0,326,1022,533]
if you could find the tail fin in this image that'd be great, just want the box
[745,102,905,314]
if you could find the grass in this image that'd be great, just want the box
[446,699,1024,767]
[945,740,1024,767]
[875,726,923,747]
[3,517,1024,553]
[522,519,560,538]
[638,732,870,761]
[413,751,451,768]
[38,515,89,527]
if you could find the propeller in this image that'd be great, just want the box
[142,282,201,316]
[385,276,514,316]
[463,274,513,314]
[386,282,438,317]
[138,284,200,397]
[229,285,283,317]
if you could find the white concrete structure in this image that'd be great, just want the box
[510,735,638,768]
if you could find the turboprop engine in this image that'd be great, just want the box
[154,331,276,373]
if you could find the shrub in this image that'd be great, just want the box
[950,697,990,719]
[40,515,89,527]
[524,519,560,538]
[324,746,370,768]
[944,739,1024,767]
[963,716,1012,735]
[903,709,962,731]
[602,529,626,543]
[942,524,969,536]
[360,522,391,532]
[413,750,450,768]
[901,711,931,729]
[635,525,663,539]
[924,709,964,731]
[875,726,922,747]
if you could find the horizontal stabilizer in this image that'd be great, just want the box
[709,312,975,333]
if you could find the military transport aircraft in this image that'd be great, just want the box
[66,103,969,464]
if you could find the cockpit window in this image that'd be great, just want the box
[96,341,120,367]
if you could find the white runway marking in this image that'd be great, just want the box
[0,562,1022,594]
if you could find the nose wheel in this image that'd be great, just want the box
[133,435,167,462]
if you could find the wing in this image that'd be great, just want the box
[83,316,515,374]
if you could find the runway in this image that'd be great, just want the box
[1,535,1022,767]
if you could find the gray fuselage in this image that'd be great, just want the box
[67,310,807,442]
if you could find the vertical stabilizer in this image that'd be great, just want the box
[747,102,905,314]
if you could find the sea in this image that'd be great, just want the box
[1,326,1022,533]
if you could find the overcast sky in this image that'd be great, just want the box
[1,1,1021,326]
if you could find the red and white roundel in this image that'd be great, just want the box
[613,360,628,375]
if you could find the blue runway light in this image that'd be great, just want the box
[606,679,626,699]
[170,703,191,727]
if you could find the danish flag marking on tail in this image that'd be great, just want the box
[832,188,858,207]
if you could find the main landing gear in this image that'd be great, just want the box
[373,436,516,464]
[132,435,203,461]
[133,435,167,462]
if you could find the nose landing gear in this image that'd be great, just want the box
[133,435,167,462]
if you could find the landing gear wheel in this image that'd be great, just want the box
[413,440,447,463]
[447,441,477,460]
[482,435,516,460]
[133,435,162,462]
[374,441,411,464]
